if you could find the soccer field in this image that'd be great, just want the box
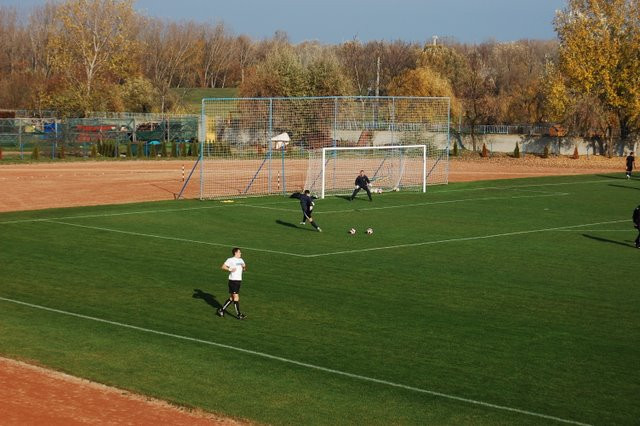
[0,174,638,425]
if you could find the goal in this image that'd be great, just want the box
[198,96,450,199]
[305,145,432,198]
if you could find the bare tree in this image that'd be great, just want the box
[140,18,197,112]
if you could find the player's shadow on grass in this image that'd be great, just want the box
[583,234,634,248]
[596,174,629,180]
[275,219,317,231]
[608,183,640,191]
[192,289,222,311]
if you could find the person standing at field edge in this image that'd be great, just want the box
[350,170,372,201]
[218,247,247,319]
[626,151,635,179]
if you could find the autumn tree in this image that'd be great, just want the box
[458,47,494,151]
[555,0,640,155]
[48,0,140,115]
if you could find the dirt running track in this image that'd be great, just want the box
[0,155,623,423]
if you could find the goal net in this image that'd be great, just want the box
[305,145,428,198]
[199,96,449,199]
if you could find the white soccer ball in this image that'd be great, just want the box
[366,228,373,235]
[392,187,399,192]
[376,188,383,194]
[348,228,356,235]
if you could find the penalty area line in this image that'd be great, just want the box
[306,219,628,257]
[0,296,591,426]
[42,220,306,258]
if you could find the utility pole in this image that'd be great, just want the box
[375,56,380,97]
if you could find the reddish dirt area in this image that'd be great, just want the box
[0,357,246,426]
[0,155,624,423]
[0,155,625,213]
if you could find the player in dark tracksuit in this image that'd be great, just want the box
[350,170,372,201]
[633,205,640,248]
[299,190,322,232]
[626,152,635,178]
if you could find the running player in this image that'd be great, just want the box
[299,190,322,232]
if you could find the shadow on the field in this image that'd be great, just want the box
[192,289,222,310]
[276,219,317,231]
[583,234,634,248]
[337,195,352,201]
[596,174,628,180]
[608,183,640,191]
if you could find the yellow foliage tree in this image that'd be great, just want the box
[388,66,461,118]
[49,0,140,115]
[555,0,640,154]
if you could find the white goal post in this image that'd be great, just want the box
[306,145,430,199]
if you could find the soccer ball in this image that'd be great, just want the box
[392,187,399,192]
[366,228,373,235]
[374,188,383,194]
[348,228,356,235]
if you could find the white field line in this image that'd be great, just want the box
[0,204,231,225]
[0,191,568,224]
[0,178,618,225]
[0,296,592,426]
[43,220,306,258]
[557,229,631,232]
[431,178,614,193]
[304,219,628,258]
[37,218,628,259]
[248,192,570,215]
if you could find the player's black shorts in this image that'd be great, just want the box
[228,280,241,294]
[302,208,312,218]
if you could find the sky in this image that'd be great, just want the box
[1,0,567,44]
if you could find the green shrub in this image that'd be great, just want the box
[137,142,144,158]
[513,142,520,158]
[161,141,168,157]
[452,141,458,157]
[31,145,40,160]
[180,142,187,157]
[126,142,132,157]
[90,144,97,158]
[543,144,550,158]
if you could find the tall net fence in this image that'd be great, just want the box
[200,96,450,199]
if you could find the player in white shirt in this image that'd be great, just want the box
[217,247,247,319]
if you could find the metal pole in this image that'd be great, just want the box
[268,99,273,194]
[19,120,23,160]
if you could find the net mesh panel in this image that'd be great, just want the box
[201,97,449,199]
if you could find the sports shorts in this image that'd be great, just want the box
[228,280,242,294]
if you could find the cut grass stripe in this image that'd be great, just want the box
[0,296,592,426]
[35,218,629,258]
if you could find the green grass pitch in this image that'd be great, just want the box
[0,173,638,425]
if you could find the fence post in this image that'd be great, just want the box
[18,120,23,160]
